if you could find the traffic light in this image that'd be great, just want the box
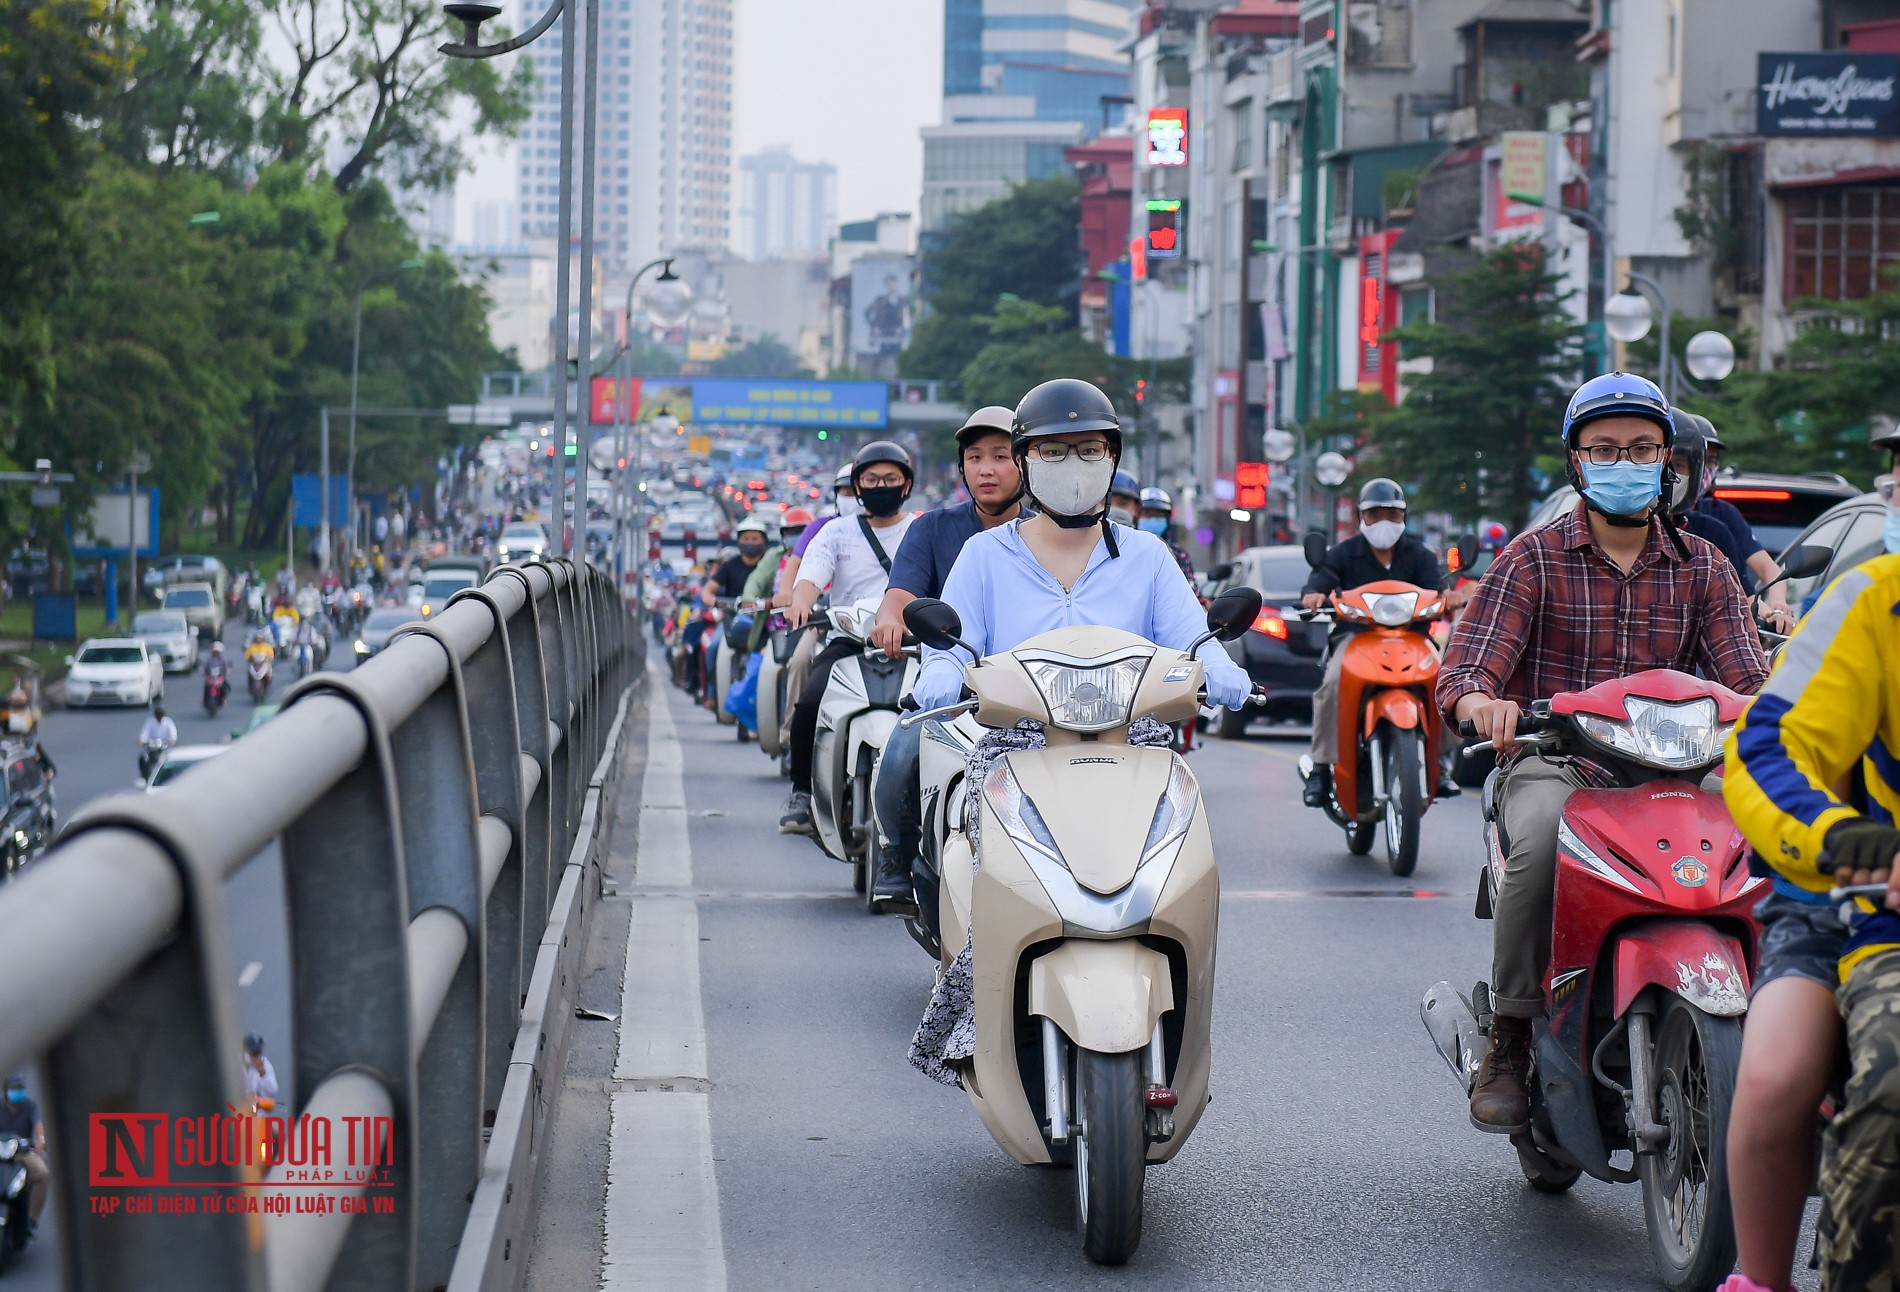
[564,442,577,456]
[1134,379,1146,405]
[817,430,829,441]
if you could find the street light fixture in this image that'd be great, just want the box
[1314,452,1351,488]
[1604,291,1653,343]
[607,259,692,600]
[1684,330,1737,382]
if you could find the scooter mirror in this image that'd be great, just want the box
[1777,543,1830,582]
[1205,587,1263,642]
[1301,531,1328,569]
[1455,532,1478,573]
[1205,562,1234,583]
[902,597,965,652]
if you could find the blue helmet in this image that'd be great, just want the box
[1108,470,1141,503]
[1561,371,1675,448]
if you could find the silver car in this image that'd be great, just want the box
[132,610,197,673]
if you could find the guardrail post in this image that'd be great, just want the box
[383,622,489,1290]
[458,579,532,1122]
[276,676,419,1287]
[32,807,265,1292]
[497,566,556,927]
[536,565,576,899]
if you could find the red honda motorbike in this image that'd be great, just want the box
[1422,669,1758,1292]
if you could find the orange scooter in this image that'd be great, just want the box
[1295,560,1448,877]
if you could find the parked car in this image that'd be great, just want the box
[64,638,164,708]
[1772,489,1891,615]
[132,610,197,673]
[160,581,223,643]
[0,742,56,881]
[496,522,550,563]
[1203,544,1328,737]
[1526,470,1862,554]
[142,744,225,791]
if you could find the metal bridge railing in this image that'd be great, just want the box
[0,557,641,1291]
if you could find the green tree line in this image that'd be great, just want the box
[0,0,531,557]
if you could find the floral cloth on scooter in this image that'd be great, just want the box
[908,715,1174,1088]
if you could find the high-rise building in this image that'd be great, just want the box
[735,147,837,261]
[513,0,732,286]
[921,0,1139,233]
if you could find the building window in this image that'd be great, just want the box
[1231,101,1252,172]
[1784,186,1900,302]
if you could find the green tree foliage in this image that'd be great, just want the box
[1361,245,1580,527]
[0,0,123,422]
[900,176,1085,390]
[1665,283,1895,485]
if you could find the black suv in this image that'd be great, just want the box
[1203,545,1327,737]
[0,742,55,881]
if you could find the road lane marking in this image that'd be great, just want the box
[237,961,262,987]
[603,659,727,1292]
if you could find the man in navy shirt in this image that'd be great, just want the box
[866,405,1023,913]
[1671,412,1794,633]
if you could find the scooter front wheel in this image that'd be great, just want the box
[1640,996,1740,1292]
[1074,1047,1146,1265]
[1382,725,1424,877]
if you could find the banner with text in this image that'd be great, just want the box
[590,377,889,429]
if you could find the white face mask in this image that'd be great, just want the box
[1361,519,1406,550]
[1026,456,1115,518]
[1107,505,1137,527]
[835,495,863,518]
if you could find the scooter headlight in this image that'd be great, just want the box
[1139,758,1201,868]
[983,762,1067,871]
[1362,591,1419,627]
[1572,696,1731,771]
[0,1135,18,1163]
[1018,653,1148,733]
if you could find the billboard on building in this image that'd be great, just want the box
[1758,53,1900,137]
[588,376,888,429]
[850,256,912,358]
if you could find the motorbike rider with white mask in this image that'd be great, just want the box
[909,378,1252,715]
[1300,478,1466,807]
[780,442,919,836]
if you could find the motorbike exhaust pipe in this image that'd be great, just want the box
[1421,981,1485,1095]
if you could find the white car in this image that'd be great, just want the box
[132,610,197,673]
[497,523,551,563]
[143,744,225,792]
[65,638,164,708]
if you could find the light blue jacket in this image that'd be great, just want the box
[913,520,1253,712]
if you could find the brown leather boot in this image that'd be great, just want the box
[1468,1015,1532,1134]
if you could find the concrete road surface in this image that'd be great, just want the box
[525,659,1821,1292]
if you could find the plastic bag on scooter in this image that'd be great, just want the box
[723,651,762,730]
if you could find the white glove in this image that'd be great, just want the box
[1201,656,1252,711]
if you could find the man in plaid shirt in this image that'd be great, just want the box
[1436,371,1769,1134]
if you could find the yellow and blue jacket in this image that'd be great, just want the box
[1725,553,1900,977]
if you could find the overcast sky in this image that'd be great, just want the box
[731,0,940,224]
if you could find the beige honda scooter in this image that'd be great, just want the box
[900,588,1261,1265]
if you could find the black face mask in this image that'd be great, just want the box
[858,484,908,518]
[737,542,766,560]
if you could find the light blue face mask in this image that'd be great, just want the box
[1578,459,1663,517]
[1137,517,1169,536]
[1885,505,1900,555]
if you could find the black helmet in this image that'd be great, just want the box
[852,440,913,485]
[1667,409,1712,516]
[1357,478,1407,512]
[954,406,1016,453]
[1011,378,1123,460]
[243,1033,265,1054]
[4,1074,24,1092]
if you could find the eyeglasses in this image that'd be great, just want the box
[1031,440,1112,463]
[1575,442,1665,466]
[856,472,907,488]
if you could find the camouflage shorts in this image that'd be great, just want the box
[1821,949,1900,1292]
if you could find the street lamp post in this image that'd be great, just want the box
[1606,271,1674,399]
[1314,450,1350,542]
[347,259,422,570]
[443,0,597,558]
[607,260,690,592]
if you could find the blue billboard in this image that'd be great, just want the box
[291,474,350,529]
[689,379,889,430]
